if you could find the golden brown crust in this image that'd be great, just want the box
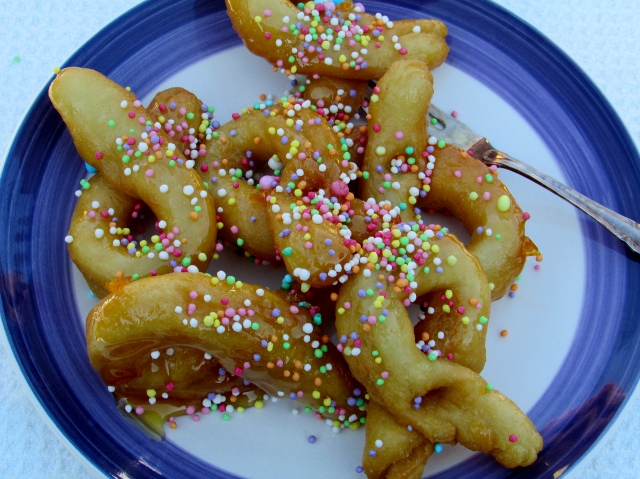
[225,0,449,80]
[52,68,217,296]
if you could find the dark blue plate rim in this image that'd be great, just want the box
[1,0,640,478]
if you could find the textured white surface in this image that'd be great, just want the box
[0,0,639,478]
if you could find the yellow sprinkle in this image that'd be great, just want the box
[53,66,61,74]
[447,255,458,265]
[255,400,264,409]
[461,316,470,325]
[497,194,511,212]
[445,289,453,299]
[431,245,440,253]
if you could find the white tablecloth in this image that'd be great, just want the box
[1,0,639,477]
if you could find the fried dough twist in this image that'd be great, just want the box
[336,224,543,468]
[51,68,217,296]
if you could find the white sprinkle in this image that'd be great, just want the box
[190,318,198,327]
[94,229,104,239]
[158,220,167,229]
[150,351,160,359]
[159,184,169,193]
[183,185,195,196]
[64,235,73,244]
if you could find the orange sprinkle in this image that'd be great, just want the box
[253,137,262,144]
[283,370,291,377]
[314,378,322,386]
[321,334,330,344]
[230,395,237,402]
[536,254,544,262]
[345,192,355,201]
[330,293,338,301]
[469,298,478,307]
[220,137,227,145]
[169,421,177,430]
[189,212,199,220]
[267,361,274,369]
[294,360,302,369]
[362,323,371,332]
[421,332,430,342]
[292,372,300,381]
[500,330,509,337]
[510,284,519,292]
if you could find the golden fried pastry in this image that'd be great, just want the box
[359,60,537,299]
[51,68,217,296]
[225,0,449,79]
[87,272,367,424]
[336,224,543,468]
[421,145,539,299]
[363,401,433,479]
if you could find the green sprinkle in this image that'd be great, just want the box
[479,316,488,324]
[314,349,323,359]
[437,140,446,148]
[283,342,291,350]
[486,384,494,391]
[222,413,230,421]
[12,55,20,63]
[226,276,236,285]
[428,352,438,361]
[485,174,494,183]
[251,322,259,331]
[132,274,139,281]
[376,379,384,386]
[108,120,115,127]
[237,238,244,247]
[186,112,195,120]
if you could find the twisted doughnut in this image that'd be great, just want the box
[225,0,449,79]
[359,60,538,299]
[335,224,543,468]
[86,272,367,426]
[51,68,217,296]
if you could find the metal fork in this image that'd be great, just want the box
[427,104,640,254]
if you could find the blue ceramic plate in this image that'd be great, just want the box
[2,0,639,478]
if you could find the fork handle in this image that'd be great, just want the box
[482,149,640,254]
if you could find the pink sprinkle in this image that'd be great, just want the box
[451,110,458,118]
[483,192,491,201]
[225,308,236,318]
[95,151,103,160]
[135,406,144,415]
[259,175,276,190]
[265,31,272,39]
[509,435,518,443]
[447,353,454,360]
[534,264,541,271]
[331,180,349,196]
[381,371,389,379]
[201,407,210,415]
[454,170,462,178]
[304,241,313,249]
[88,211,96,219]
[234,367,244,375]
[373,124,381,133]
[191,414,200,422]
[289,305,299,314]
[399,48,408,55]
[476,176,483,184]
[263,9,272,17]
[166,382,174,391]
[230,225,239,234]
[523,212,531,220]
[179,107,187,116]
[186,406,196,415]
[189,291,198,299]
[394,131,404,140]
